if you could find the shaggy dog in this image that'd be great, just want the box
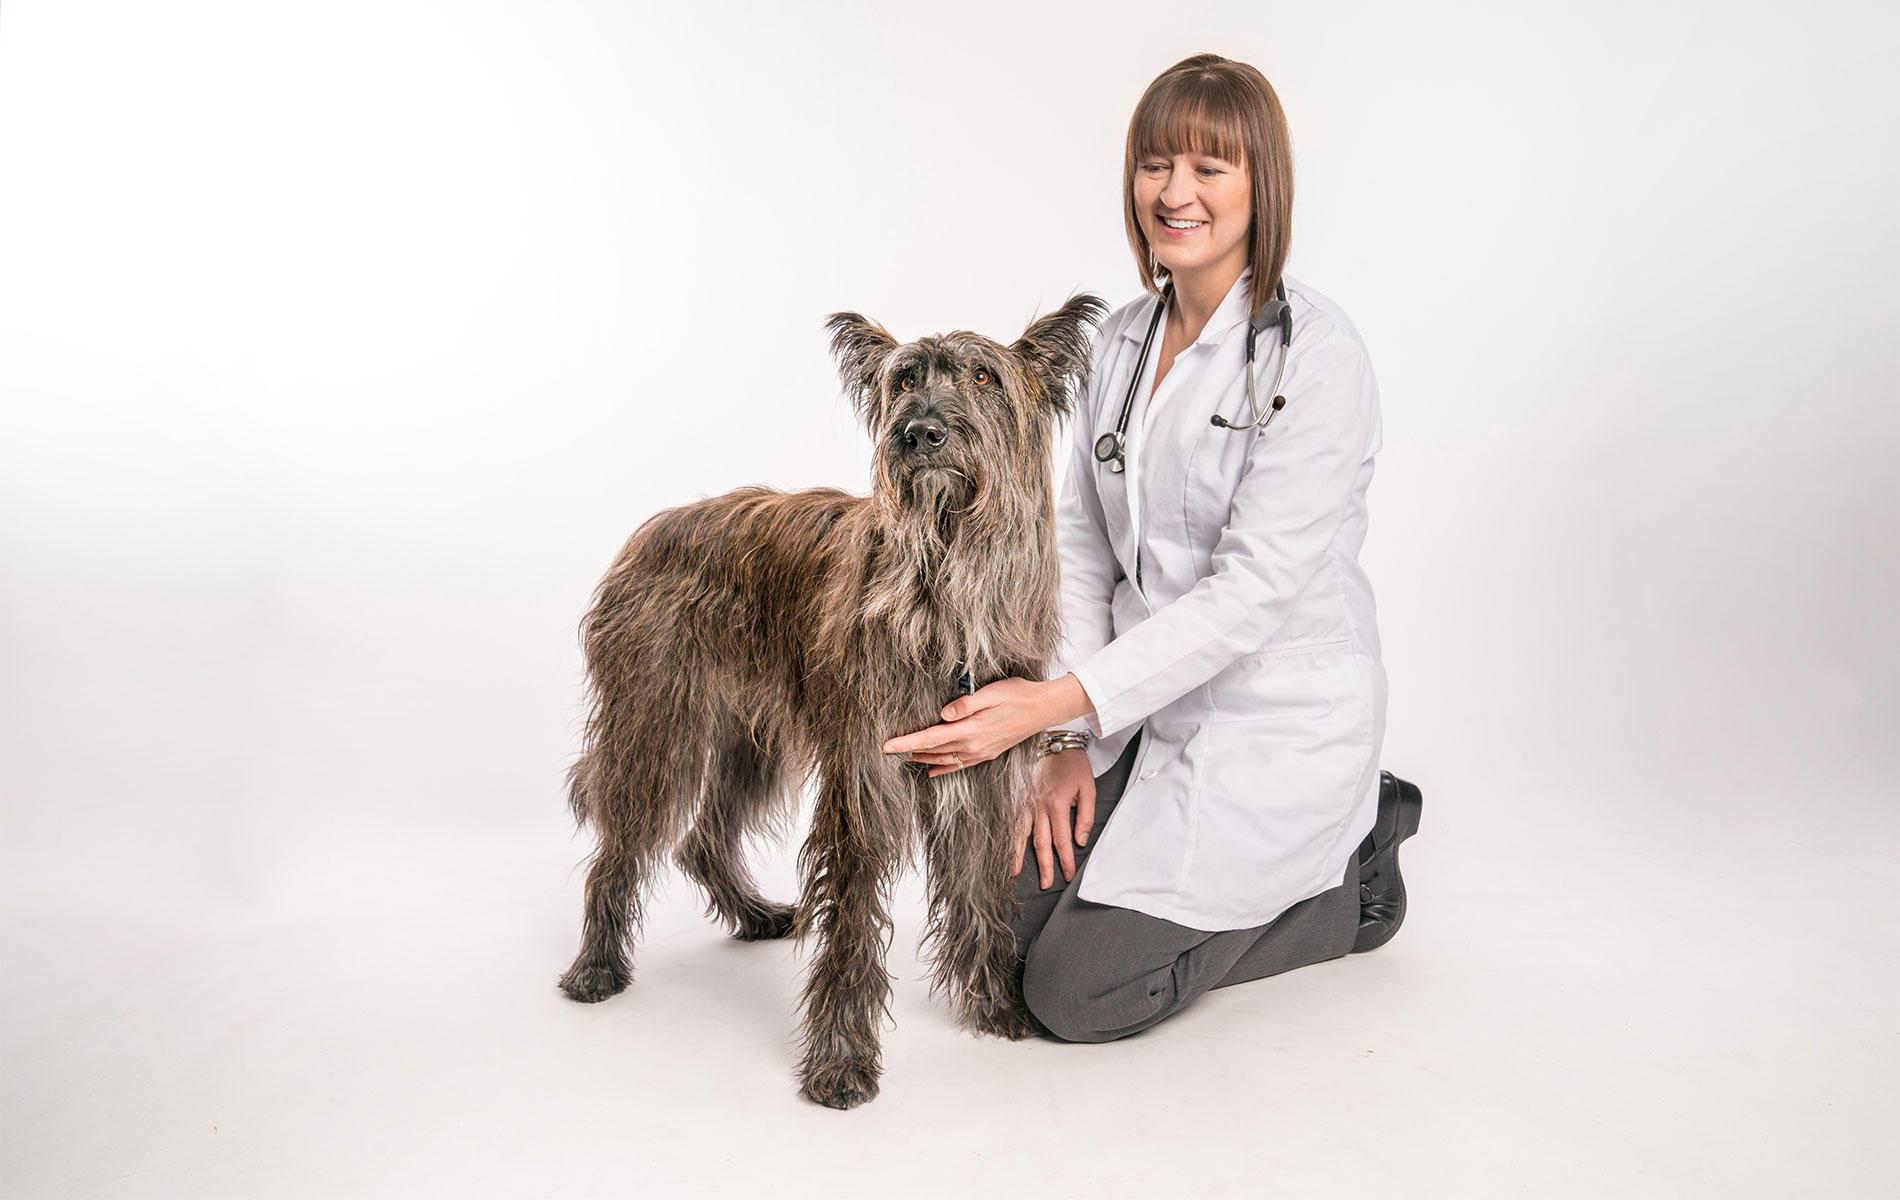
[557,294,1106,1108]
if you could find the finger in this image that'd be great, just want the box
[923,750,985,777]
[936,696,976,723]
[923,745,997,776]
[1053,803,1076,883]
[1034,808,1053,890]
[882,728,950,755]
[941,682,1006,722]
[1075,776,1096,847]
[904,744,972,764]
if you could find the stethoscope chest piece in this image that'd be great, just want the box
[1093,431,1126,473]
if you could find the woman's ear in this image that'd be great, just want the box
[824,312,899,420]
[1009,293,1108,416]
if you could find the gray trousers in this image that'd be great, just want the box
[1011,730,1361,1043]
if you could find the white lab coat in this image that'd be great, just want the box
[1048,268,1387,932]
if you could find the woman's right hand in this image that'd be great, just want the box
[1014,747,1097,889]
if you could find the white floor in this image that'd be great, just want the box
[4,772,1895,1200]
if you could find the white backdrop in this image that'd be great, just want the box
[3,1,1895,1196]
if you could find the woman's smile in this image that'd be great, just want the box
[1156,214,1208,238]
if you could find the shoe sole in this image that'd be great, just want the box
[1351,774,1422,954]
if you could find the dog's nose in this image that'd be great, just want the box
[902,416,948,456]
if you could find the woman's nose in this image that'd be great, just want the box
[1159,171,1195,209]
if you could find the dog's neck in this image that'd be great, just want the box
[862,469,1061,683]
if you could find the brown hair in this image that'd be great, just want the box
[1123,54,1294,316]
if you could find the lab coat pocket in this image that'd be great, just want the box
[1205,636,1354,724]
[1079,723,1204,910]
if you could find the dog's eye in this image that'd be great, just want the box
[898,373,915,393]
[972,367,991,386]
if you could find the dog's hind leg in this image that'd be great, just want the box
[557,743,683,1003]
[557,844,648,1002]
[673,719,797,941]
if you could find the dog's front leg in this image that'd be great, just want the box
[790,774,899,1110]
[919,756,1039,1040]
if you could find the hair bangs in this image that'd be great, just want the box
[1131,79,1250,168]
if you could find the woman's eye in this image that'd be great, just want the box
[972,367,991,386]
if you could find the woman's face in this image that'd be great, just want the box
[1133,149,1252,282]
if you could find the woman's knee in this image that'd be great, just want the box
[1020,952,1108,1042]
[1021,945,1173,1044]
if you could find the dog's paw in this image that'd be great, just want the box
[798,1058,882,1110]
[970,998,1040,1041]
[732,902,796,941]
[557,960,629,1003]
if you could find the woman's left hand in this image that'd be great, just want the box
[881,677,1056,778]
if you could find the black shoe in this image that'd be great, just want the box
[1351,770,1423,954]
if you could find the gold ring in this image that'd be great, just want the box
[952,753,965,768]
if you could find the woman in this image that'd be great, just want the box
[881,53,1424,1043]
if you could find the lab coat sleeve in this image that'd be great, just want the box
[1044,329,1121,737]
[1069,330,1380,738]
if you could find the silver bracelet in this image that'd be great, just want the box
[1036,730,1092,758]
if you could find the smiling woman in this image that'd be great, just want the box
[877,52,1426,1046]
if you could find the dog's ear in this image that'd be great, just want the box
[824,312,900,419]
[1010,293,1108,417]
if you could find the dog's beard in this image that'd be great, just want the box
[897,461,977,518]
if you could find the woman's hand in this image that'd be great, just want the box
[1016,748,1096,888]
[880,675,1092,779]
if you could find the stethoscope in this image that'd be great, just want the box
[1093,277,1293,474]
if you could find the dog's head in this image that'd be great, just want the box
[824,294,1107,521]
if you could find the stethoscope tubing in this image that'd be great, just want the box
[1094,277,1292,474]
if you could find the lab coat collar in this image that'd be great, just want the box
[1119,268,1254,348]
